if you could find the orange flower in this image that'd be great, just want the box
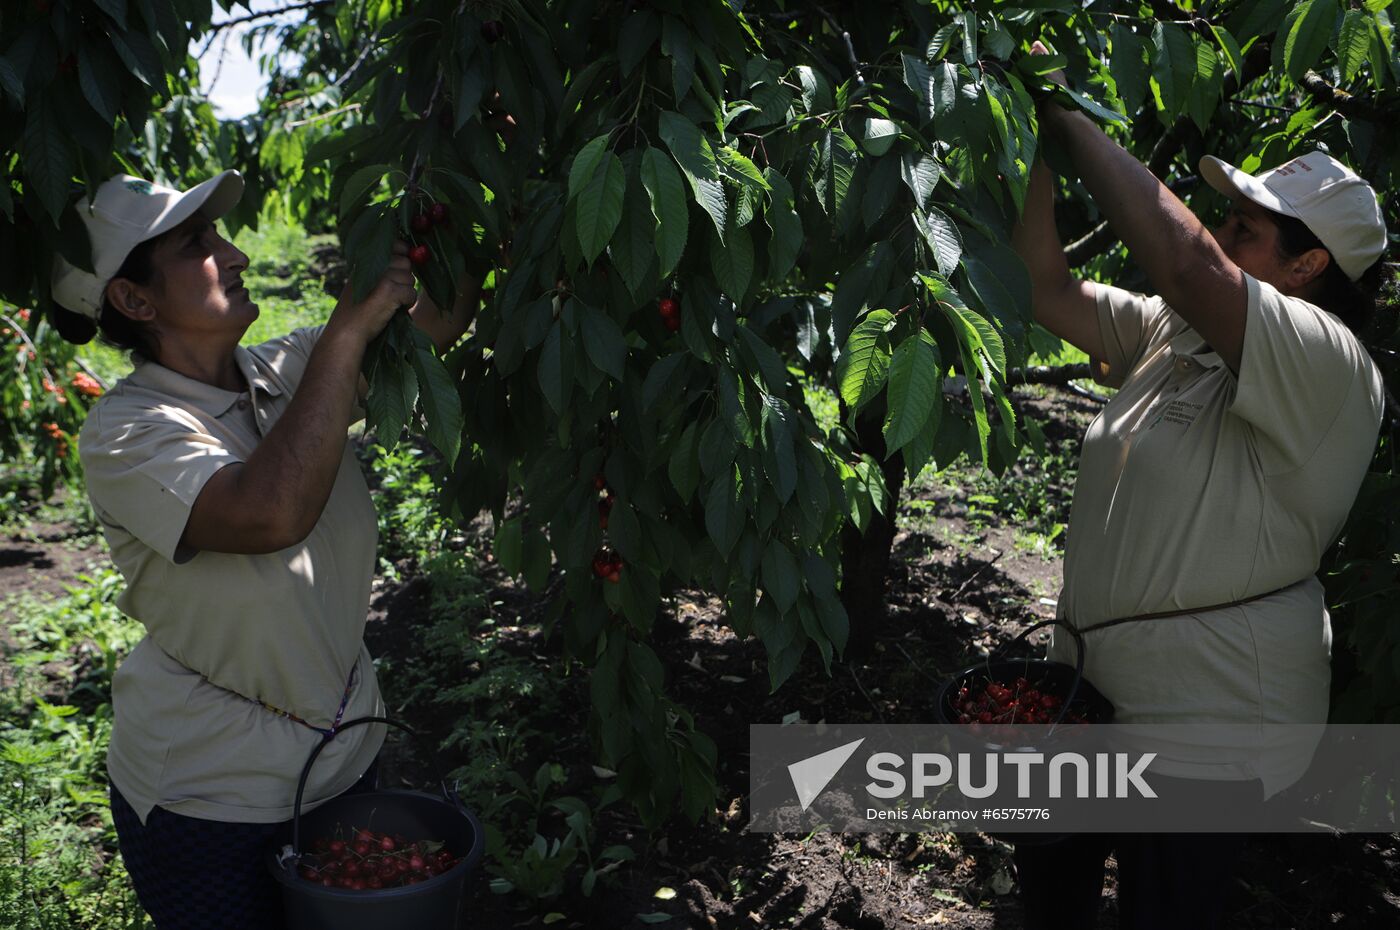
[72,372,103,398]
[17,308,30,322]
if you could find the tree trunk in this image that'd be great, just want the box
[839,405,907,656]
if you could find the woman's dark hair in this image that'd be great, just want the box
[49,235,164,361]
[1265,210,1385,335]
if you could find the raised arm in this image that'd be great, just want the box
[1039,105,1247,373]
[180,244,418,554]
[1012,154,1106,361]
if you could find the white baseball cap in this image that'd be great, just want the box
[51,170,245,319]
[1199,150,1387,281]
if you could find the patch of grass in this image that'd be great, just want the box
[0,567,149,930]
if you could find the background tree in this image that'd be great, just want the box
[2,0,1397,829]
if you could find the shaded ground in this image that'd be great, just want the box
[4,388,1397,929]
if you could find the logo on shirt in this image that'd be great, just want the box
[1149,400,1204,430]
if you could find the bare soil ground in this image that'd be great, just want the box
[4,388,1397,930]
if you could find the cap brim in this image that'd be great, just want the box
[146,169,245,239]
[1198,156,1298,218]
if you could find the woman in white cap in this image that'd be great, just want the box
[49,170,474,928]
[1008,45,1388,930]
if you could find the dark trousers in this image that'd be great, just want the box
[1013,777,1260,930]
[110,760,378,930]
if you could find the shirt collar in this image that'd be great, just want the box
[1168,328,1226,371]
[126,346,283,418]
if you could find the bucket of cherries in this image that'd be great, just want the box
[268,717,484,930]
[934,619,1115,732]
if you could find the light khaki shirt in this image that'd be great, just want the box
[1047,275,1383,797]
[78,326,385,824]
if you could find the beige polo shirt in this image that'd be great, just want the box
[1047,275,1383,797]
[78,326,385,824]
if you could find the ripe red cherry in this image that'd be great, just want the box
[430,203,449,224]
[480,20,505,42]
[410,213,432,233]
[409,245,431,266]
[379,835,396,852]
[663,315,681,332]
[658,297,679,317]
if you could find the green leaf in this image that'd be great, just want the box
[575,151,626,264]
[1058,84,1128,124]
[108,25,162,87]
[837,309,895,410]
[961,10,978,66]
[581,304,627,382]
[944,295,1007,377]
[643,353,686,410]
[717,146,771,189]
[610,180,658,296]
[709,220,753,301]
[668,421,702,501]
[699,417,737,478]
[812,128,858,216]
[760,396,798,504]
[902,53,936,121]
[1151,21,1196,118]
[658,110,727,238]
[0,55,22,106]
[764,169,802,281]
[1210,25,1246,79]
[641,147,688,278]
[77,49,120,123]
[617,9,660,76]
[1286,0,1339,82]
[345,205,395,303]
[956,339,991,466]
[760,541,801,614]
[861,118,899,157]
[409,330,464,465]
[21,97,74,222]
[883,333,941,454]
[495,516,525,575]
[662,15,696,102]
[1335,9,1371,82]
[1110,25,1151,115]
[538,322,575,416]
[339,163,389,214]
[919,206,963,277]
[1186,41,1224,131]
[900,152,942,208]
[704,464,744,558]
[568,134,611,201]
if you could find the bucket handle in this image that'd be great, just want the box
[980,619,1087,731]
[289,715,466,861]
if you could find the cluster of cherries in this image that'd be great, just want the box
[298,826,459,890]
[591,547,622,584]
[408,203,451,266]
[951,676,1088,725]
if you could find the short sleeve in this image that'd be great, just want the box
[1229,275,1372,471]
[1093,283,1173,388]
[246,325,365,424]
[78,406,241,563]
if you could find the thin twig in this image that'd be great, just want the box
[950,550,1003,603]
[815,6,865,88]
[201,1,332,37]
[285,102,362,128]
[847,664,885,723]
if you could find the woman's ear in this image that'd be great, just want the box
[1289,247,1331,292]
[103,278,157,322]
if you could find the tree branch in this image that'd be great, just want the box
[1299,70,1398,124]
[1005,363,1093,386]
[203,1,333,35]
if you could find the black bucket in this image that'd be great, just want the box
[934,619,1114,729]
[267,716,485,930]
[934,620,1114,847]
